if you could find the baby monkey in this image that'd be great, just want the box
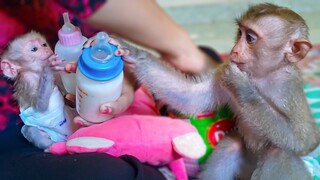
[114,3,320,180]
[1,31,74,149]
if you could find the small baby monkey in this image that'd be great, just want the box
[1,31,74,149]
[115,3,320,180]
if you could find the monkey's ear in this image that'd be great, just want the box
[286,39,312,63]
[0,59,20,78]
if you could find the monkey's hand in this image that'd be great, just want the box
[109,36,148,66]
[83,35,139,66]
[221,62,252,98]
[49,54,65,71]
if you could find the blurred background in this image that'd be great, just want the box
[157,0,320,54]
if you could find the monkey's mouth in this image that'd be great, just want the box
[42,53,53,62]
[233,62,246,70]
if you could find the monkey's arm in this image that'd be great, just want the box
[225,65,320,155]
[17,66,54,112]
[117,39,229,115]
[34,65,55,112]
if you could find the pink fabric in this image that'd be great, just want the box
[0,11,25,54]
[58,27,83,46]
[168,159,188,180]
[66,115,196,165]
[115,86,160,117]
[50,87,198,180]
[54,0,106,19]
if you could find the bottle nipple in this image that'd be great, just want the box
[90,32,113,63]
[61,12,76,33]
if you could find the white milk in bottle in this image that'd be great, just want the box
[55,12,87,95]
[76,32,124,123]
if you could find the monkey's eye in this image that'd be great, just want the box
[42,43,47,47]
[246,33,257,44]
[31,47,38,52]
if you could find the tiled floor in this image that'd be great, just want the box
[159,0,320,54]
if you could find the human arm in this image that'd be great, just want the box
[84,0,219,73]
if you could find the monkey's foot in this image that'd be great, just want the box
[172,132,206,159]
[21,125,54,149]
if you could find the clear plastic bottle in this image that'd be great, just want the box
[55,12,87,95]
[76,32,124,123]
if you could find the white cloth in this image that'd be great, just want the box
[19,87,73,142]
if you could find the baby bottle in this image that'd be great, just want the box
[55,12,87,95]
[76,32,124,123]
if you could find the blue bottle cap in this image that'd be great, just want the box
[78,32,124,81]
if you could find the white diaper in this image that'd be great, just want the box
[19,87,73,142]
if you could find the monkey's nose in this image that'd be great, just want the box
[230,52,239,63]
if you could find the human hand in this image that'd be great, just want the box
[65,70,135,126]
[160,48,209,74]
[64,35,125,73]
[64,36,135,126]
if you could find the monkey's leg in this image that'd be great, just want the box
[21,125,54,150]
[199,134,246,180]
[251,148,312,180]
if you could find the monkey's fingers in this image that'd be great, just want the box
[108,38,121,47]
[50,59,66,71]
[65,61,78,73]
[83,37,96,48]
[114,49,129,57]
[99,85,134,115]
[229,62,242,74]
[48,54,58,61]
[114,49,136,64]
[51,66,65,71]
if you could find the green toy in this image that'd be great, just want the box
[303,83,320,179]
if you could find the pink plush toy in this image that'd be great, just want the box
[50,87,206,180]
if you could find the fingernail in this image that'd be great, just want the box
[66,64,75,72]
[74,120,83,126]
[65,65,71,73]
[102,106,112,114]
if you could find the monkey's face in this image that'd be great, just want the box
[230,16,289,77]
[24,38,53,65]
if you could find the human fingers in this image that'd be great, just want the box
[99,82,134,115]
[64,94,76,108]
[73,116,95,127]
[64,61,78,73]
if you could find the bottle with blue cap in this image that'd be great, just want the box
[55,12,87,95]
[76,32,124,123]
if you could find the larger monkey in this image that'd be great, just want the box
[115,3,320,180]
